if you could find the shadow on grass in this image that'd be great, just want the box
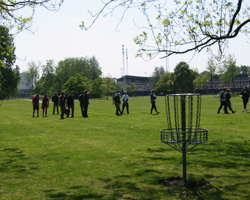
[166,139,250,170]
[0,148,38,174]
[2,141,249,199]
[44,189,104,200]
[95,141,250,200]
[98,173,223,200]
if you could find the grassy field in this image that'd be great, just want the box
[0,95,250,200]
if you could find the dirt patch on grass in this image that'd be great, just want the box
[158,177,210,188]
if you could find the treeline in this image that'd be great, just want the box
[151,62,197,94]
[0,24,122,99]
[24,57,119,98]
[151,55,250,94]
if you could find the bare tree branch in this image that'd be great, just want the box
[83,0,250,59]
[0,0,63,33]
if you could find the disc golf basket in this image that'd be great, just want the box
[160,93,208,185]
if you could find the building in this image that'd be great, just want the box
[116,75,152,95]
[197,74,250,94]
[206,74,249,89]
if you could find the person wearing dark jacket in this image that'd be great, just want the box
[79,91,85,117]
[150,89,160,115]
[52,92,59,114]
[83,90,90,117]
[59,91,66,119]
[113,92,122,116]
[67,91,74,118]
[79,90,90,117]
[217,88,228,114]
[240,85,250,113]
[226,89,236,114]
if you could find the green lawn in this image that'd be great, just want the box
[0,95,250,200]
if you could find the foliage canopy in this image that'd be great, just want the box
[0,0,63,32]
[82,0,250,59]
[0,25,20,99]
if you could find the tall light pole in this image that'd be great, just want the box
[122,45,125,77]
[126,48,128,75]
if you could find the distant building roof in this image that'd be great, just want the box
[117,75,151,92]
[117,75,151,82]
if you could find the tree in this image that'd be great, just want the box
[173,62,196,93]
[56,57,102,91]
[129,83,137,96]
[91,77,103,98]
[238,65,250,74]
[88,57,103,80]
[0,25,20,99]
[63,73,92,95]
[207,57,218,89]
[34,60,56,96]
[0,65,20,99]
[0,0,63,33]
[25,61,40,92]
[193,73,209,90]
[151,66,165,88]
[220,54,238,86]
[102,77,117,100]
[0,25,16,68]
[83,0,250,59]
[155,72,174,94]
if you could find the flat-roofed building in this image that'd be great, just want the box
[116,75,152,95]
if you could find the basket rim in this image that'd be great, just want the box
[166,93,200,97]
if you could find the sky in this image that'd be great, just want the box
[13,0,250,78]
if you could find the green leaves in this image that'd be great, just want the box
[63,73,92,94]
[0,0,63,33]
[161,18,171,26]
[0,25,16,68]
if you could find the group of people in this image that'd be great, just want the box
[32,90,90,119]
[32,88,162,118]
[32,94,50,117]
[218,85,249,114]
[112,89,160,116]
[32,85,250,118]
[112,91,129,116]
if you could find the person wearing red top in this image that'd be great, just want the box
[32,94,39,117]
[42,94,49,117]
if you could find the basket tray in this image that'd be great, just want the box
[161,128,208,144]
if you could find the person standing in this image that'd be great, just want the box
[150,89,160,115]
[32,94,39,117]
[226,89,236,114]
[42,94,49,117]
[240,85,250,113]
[113,92,122,116]
[121,91,129,114]
[52,92,59,115]
[67,91,74,118]
[59,91,66,119]
[83,90,90,117]
[79,91,85,117]
[217,88,228,114]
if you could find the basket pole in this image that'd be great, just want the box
[181,95,187,185]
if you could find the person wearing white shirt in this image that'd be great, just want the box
[121,91,129,114]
